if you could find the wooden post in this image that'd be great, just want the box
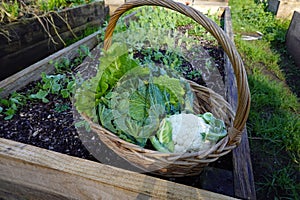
[286,11,300,68]
[223,7,257,200]
[105,0,125,15]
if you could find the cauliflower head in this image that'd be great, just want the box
[168,113,213,153]
[150,112,227,153]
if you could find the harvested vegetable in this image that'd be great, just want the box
[150,113,227,153]
[76,43,194,147]
[75,42,227,153]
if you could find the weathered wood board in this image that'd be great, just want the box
[0,138,238,200]
[105,0,125,14]
[105,0,228,15]
[0,1,109,80]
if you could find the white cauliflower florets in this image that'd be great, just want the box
[167,113,213,153]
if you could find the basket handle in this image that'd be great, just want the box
[103,0,251,145]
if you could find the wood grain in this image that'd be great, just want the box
[223,7,256,200]
[0,138,237,200]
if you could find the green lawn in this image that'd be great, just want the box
[229,0,300,199]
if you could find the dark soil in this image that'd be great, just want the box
[0,82,96,161]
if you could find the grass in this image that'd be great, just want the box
[229,0,300,199]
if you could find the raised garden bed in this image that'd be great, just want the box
[0,4,255,200]
[0,1,109,80]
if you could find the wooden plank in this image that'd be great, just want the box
[276,0,300,19]
[0,30,101,98]
[223,7,256,200]
[174,0,228,14]
[105,0,125,15]
[0,138,238,200]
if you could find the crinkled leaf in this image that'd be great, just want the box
[98,103,117,133]
[129,86,149,121]
[95,43,139,100]
[61,89,69,98]
[153,75,185,105]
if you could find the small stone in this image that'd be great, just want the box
[32,130,39,137]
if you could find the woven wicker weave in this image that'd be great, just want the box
[84,0,251,177]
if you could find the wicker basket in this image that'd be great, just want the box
[84,0,251,177]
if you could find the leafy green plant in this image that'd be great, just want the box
[186,69,202,80]
[53,45,91,73]
[138,49,184,71]
[74,45,92,65]
[75,37,228,153]
[0,92,27,120]
[65,25,102,46]
[37,0,92,11]
[0,0,20,22]
[38,0,66,11]
[30,72,75,103]
[74,119,91,132]
[53,57,72,73]
[0,44,91,119]
[1,0,94,24]
[32,45,91,103]
[111,6,220,85]
[54,103,70,112]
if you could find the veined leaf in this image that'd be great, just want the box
[95,43,139,99]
